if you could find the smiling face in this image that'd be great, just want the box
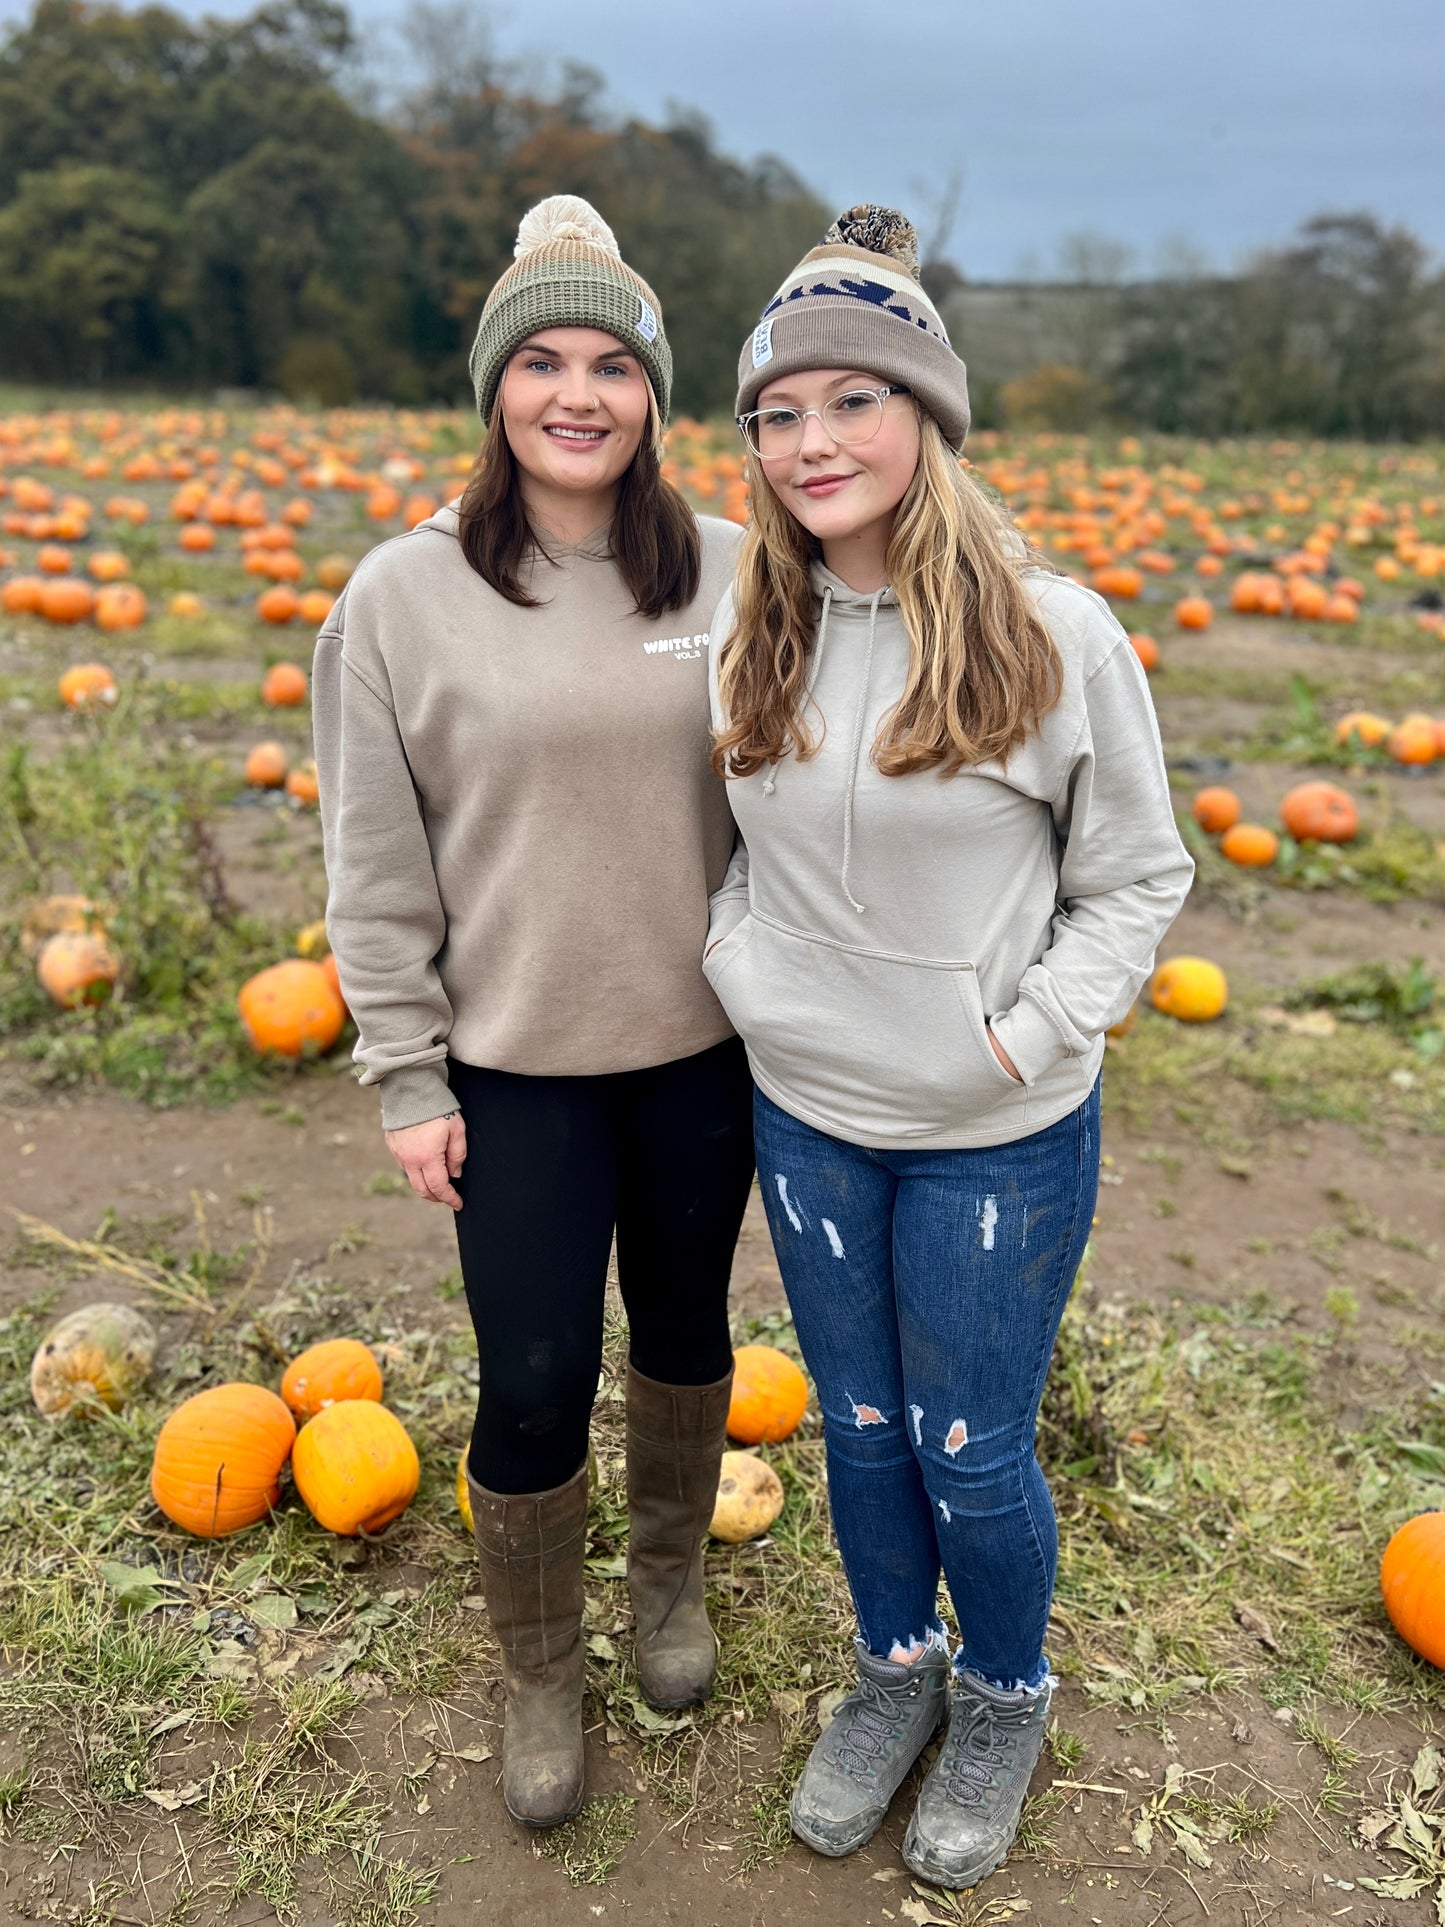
[752,368,921,584]
[497,327,653,527]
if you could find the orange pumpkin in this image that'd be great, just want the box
[40,579,95,624]
[320,950,346,1013]
[298,590,335,624]
[169,591,204,617]
[727,1345,809,1445]
[1334,711,1390,749]
[1191,786,1241,833]
[457,1446,474,1532]
[1129,633,1159,672]
[281,1338,383,1421]
[58,662,116,707]
[1280,781,1358,845]
[244,741,289,788]
[36,543,72,574]
[290,1399,420,1536]
[261,660,308,706]
[1388,719,1438,767]
[256,586,300,624]
[316,554,355,590]
[95,583,147,631]
[1150,955,1228,1023]
[178,522,216,552]
[1381,1513,1445,1667]
[1090,564,1143,600]
[1,575,45,614]
[36,931,120,1008]
[1173,595,1213,631]
[150,1383,296,1537]
[1220,823,1279,868]
[237,959,345,1057]
[86,550,130,582]
[284,760,320,807]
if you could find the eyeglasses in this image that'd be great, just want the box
[736,385,909,460]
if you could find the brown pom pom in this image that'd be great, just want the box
[823,205,920,277]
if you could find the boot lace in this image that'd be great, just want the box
[830,1674,921,1782]
[937,1700,1032,1807]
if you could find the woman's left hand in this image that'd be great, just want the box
[988,1031,1023,1082]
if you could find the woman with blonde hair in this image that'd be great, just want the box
[704,206,1192,1887]
[314,197,754,1830]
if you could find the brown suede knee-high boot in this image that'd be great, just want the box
[466,1462,589,1827]
[625,1363,733,1710]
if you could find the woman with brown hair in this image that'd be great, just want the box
[313,196,754,1829]
[704,206,1192,1888]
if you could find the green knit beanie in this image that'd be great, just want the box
[468,195,672,425]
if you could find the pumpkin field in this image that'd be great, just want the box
[2,396,1445,1927]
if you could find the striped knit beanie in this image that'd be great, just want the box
[736,205,970,452]
[468,195,672,425]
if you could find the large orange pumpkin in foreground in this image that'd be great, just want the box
[728,1345,809,1445]
[1280,781,1358,845]
[281,1338,383,1421]
[237,959,345,1057]
[291,1400,420,1536]
[1381,1513,1445,1668]
[151,1383,296,1537]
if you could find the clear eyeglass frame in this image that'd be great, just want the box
[736,384,909,460]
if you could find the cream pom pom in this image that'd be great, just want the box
[514,195,620,259]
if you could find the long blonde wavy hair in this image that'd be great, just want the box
[712,411,1063,780]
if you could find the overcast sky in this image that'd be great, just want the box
[5,0,1440,278]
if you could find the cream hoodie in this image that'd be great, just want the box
[312,504,743,1129]
[704,564,1194,1149]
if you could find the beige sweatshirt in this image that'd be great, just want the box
[312,504,744,1130]
[705,563,1194,1149]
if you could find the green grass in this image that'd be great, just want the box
[1106,996,1445,1143]
[4,1189,1445,1907]
[0,678,334,1104]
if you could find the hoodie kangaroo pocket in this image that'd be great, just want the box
[712,914,1029,1140]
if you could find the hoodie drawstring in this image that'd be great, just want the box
[762,585,835,797]
[838,589,883,914]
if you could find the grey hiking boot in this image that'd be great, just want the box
[902,1668,1055,1889]
[790,1643,950,1857]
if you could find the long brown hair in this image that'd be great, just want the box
[456,384,700,617]
[713,413,1064,780]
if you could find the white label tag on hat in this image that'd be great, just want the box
[751,317,775,367]
[636,297,658,343]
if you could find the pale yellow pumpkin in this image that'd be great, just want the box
[30,1302,157,1419]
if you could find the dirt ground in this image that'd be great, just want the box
[3,607,1445,1926]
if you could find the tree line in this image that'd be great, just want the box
[1,0,1441,435]
[0,0,828,415]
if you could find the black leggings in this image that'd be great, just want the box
[450,1037,755,1494]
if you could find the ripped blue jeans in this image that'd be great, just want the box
[753,1081,1099,1691]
